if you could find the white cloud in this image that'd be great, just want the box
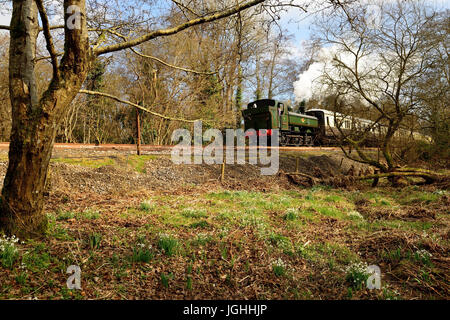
[293,45,387,102]
[292,0,447,103]
[0,12,10,26]
[293,46,346,102]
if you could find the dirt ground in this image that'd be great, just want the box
[0,149,448,300]
[0,147,368,194]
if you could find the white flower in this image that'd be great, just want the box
[158,233,170,239]
[415,249,432,259]
[272,258,287,269]
[343,261,369,274]
[0,235,20,254]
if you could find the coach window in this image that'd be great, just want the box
[345,120,350,129]
[327,117,330,126]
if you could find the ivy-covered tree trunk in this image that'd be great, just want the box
[0,0,91,238]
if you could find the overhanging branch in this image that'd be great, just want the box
[94,0,265,56]
[79,89,215,125]
[0,24,65,31]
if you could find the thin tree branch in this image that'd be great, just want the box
[36,0,59,79]
[107,29,217,75]
[0,24,66,31]
[0,24,115,32]
[94,0,265,56]
[171,0,201,17]
[131,47,218,75]
[79,89,215,125]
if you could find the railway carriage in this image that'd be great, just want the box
[306,109,381,146]
[242,100,431,147]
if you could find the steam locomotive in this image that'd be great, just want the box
[241,99,430,147]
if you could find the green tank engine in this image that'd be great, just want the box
[242,99,319,146]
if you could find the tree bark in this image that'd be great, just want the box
[136,109,141,155]
[0,0,91,238]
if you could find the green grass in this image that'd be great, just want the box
[127,155,157,173]
[315,206,346,218]
[186,276,193,290]
[157,234,179,256]
[22,247,52,272]
[132,188,444,246]
[190,220,210,229]
[51,155,157,172]
[55,210,75,221]
[268,233,291,248]
[140,201,155,213]
[160,272,173,288]
[0,237,19,269]
[78,210,101,220]
[182,208,208,219]
[52,157,116,168]
[129,246,154,263]
[272,258,287,277]
[191,233,214,246]
[382,247,404,263]
[88,233,102,250]
[324,195,343,203]
[47,222,73,241]
[15,272,28,286]
[283,208,299,221]
[377,220,434,232]
[51,209,100,221]
[1,186,444,300]
[398,192,441,205]
[297,241,358,266]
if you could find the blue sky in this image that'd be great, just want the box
[282,14,314,44]
[282,0,449,48]
[1,1,448,52]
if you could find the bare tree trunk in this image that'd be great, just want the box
[255,56,261,100]
[0,0,91,238]
[136,109,141,154]
[267,42,279,100]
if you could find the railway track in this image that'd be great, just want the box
[0,142,354,152]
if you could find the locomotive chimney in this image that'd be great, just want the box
[298,101,306,114]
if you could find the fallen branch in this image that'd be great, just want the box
[282,166,448,188]
[279,170,318,187]
[283,171,318,182]
[357,171,446,185]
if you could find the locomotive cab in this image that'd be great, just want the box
[242,99,320,146]
[242,99,277,134]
